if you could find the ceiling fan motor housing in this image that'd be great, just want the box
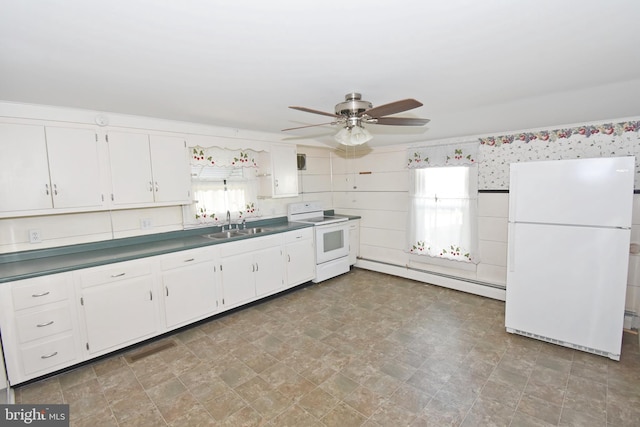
[335,92,372,117]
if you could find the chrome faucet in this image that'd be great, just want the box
[226,210,231,230]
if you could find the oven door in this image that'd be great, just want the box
[315,222,350,264]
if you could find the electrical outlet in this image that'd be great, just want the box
[29,229,42,243]
[140,218,152,230]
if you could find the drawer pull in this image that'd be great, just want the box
[36,320,54,328]
[110,272,126,278]
[41,352,58,359]
[32,291,50,298]
[184,258,195,262]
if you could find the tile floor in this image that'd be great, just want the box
[14,268,640,426]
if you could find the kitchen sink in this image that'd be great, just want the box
[237,227,270,235]
[203,227,271,240]
[203,230,246,239]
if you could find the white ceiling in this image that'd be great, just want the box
[1,0,639,147]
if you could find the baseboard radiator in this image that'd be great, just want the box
[354,257,506,301]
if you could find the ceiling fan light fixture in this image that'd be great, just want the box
[334,124,373,146]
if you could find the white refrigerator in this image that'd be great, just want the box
[505,156,635,360]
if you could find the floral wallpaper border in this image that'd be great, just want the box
[478,120,640,190]
[479,120,640,146]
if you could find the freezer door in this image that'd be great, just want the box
[505,222,630,356]
[509,157,634,227]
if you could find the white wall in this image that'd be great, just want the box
[330,146,509,289]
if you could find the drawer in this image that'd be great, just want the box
[15,303,73,344]
[20,334,77,376]
[160,248,213,271]
[12,274,70,311]
[80,259,153,288]
[285,228,313,244]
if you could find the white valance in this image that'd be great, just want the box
[191,146,260,168]
[407,141,478,168]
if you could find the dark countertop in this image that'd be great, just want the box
[0,217,312,283]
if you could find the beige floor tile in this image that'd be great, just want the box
[297,386,340,419]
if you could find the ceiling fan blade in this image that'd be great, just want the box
[373,117,430,126]
[289,106,339,118]
[362,98,423,118]
[282,121,337,131]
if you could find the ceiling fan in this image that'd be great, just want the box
[282,92,430,146]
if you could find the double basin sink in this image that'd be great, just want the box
[203,227,271,240]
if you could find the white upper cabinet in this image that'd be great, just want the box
[149,135,191,203]
[0,124,51,212]
[45,127,103,209]
[259,143,298,198]
[0,123,103,215]
[107,131,190,206]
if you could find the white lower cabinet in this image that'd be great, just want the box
[349,219,360,265]
[219,234,285,309]
[254,246,285,297]
[0,227,318,385]
[160,247,219,329]
[0,273,82,385]
[284,228,315,286]
[78,259,158,356]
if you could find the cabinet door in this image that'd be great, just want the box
[149,135,190,203]
[0,123,52,212]
[272,144,298,197]
[349,220,360,265]
[81,276,156,355]
[286,238,315,287]
[162,260,217,328]
[254,246,284,297]
[107,131,154,205]
[220,253,256,308]
[46,127,103,209]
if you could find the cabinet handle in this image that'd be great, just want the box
[275,179,279,188]
[252,264,255,272]
[53,183,58,195]
[256,263,259,272]
[288,254,291,262]
[45,183,50,195]
[165,287,169,297]
[149,291,153,301]
[36,320,54,328]
[155,181,159,192]
[110,272,126,278]
[32,291,50,298]
[41,352,58,359]
[149,181,153,192]
[184,258,195,262]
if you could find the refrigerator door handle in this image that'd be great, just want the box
[508,223,515,272]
